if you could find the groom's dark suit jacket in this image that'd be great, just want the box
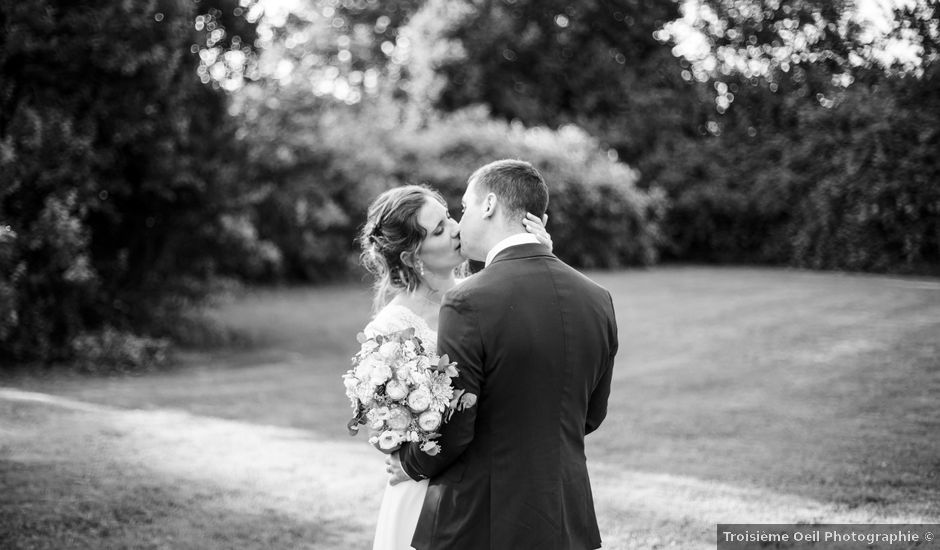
[400,243,619,550]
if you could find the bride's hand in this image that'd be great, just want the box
[386,452,412,486]
[524,212,553,252]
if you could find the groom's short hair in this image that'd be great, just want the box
[469,159,549,218]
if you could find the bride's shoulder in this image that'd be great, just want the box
[448,274,480,295]
[451,275,477,291]
[363,302,412,336]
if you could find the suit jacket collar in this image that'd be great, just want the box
[488,242,555,266]
[485,233,541,267]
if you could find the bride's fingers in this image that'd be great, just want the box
[524,224,547,239]
[526,212,549,226]
[525,212,543,225]
[523,218,543,232]
[523,214,552,251]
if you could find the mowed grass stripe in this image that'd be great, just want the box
[1,267,937,549]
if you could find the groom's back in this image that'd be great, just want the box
[469,248,615,450]
[434,243,618,550]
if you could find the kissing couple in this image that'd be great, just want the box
[357,159,619,549]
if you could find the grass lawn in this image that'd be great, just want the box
[2,267,938,549]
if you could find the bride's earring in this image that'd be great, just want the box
[415,258,426,276]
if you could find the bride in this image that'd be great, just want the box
[358,185,551,550]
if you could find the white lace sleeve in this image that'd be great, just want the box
[363,304,437,347]
[363,309,409,338]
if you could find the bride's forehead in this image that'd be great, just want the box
[417,198,446,226]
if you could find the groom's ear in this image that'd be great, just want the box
[481,192,497,219]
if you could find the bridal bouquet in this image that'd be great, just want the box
[343,328,471,456]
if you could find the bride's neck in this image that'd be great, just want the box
[420,269,457,296]
[399,269,455,311]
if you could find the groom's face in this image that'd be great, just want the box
[457,178,487,262]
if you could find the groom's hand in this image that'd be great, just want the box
[385,452,412,486]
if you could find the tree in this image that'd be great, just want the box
[399,0,701,167]
[0,0,264,365]
[651,0,940,271]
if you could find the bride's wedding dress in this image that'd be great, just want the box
[363,303,435,550]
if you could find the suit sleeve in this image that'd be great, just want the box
[586,292,618,435]
[400,289,484,480]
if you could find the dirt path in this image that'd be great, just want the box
[2,388,929,550]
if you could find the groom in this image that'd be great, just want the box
[388,159,619,549]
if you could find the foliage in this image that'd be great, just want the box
[232,86,389,281]
[393,108,667,268]
[233,0,672,278]
[70,327,170,374]
[400,0,699,166]
[655,76,940,272]
[234,93,666,278]
[786,68,940,272]
[650,0,940,273]
[3,0,937,371]
[0,0,263,365]
[238,0,938,277]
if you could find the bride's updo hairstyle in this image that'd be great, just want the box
[359,185,448,311]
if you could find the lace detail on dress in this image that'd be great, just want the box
[363,302,435,550]
[364,303,438,349]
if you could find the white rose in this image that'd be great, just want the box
[397,359,417,379]
[370,363,393,385]
[379,341,400,360]
[377,430,404,451]
[418,410,442,432]
[387,406,411,430]
[385,379,409,401]
[354,355,378,380]
[411,369,429,386]
[361,339,379,353]
[369,406,390,421]
[342,376,358,391]
[395,366,412,382]
[355,384,374,405]
[407,387,432,412]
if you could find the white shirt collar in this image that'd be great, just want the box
[484,233,541,267]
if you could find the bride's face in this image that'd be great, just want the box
[414,197,463,273]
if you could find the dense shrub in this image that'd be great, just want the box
[70,328,170,374]
[237,100,667,280]
[0,0,263,366]
[393,109,667,268]
[233,88,397,281]
[786,73,940,273]
[653,129,800,264]
[652,69,940,274]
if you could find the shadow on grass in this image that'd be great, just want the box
[0,460,360,550]
[3,268,939,537]
[587,269,940,515]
